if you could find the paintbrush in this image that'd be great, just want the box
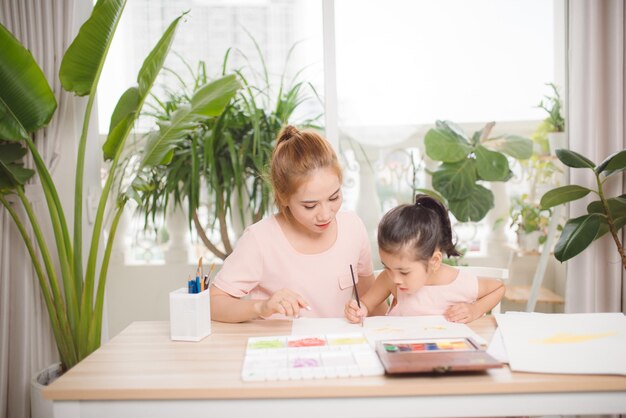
[349,264,363,327]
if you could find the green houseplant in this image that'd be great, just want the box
[0,0,240,371]
[132,44,321,260]
[423,120,533,222]
[540,148,626,268]
[509,194,552,251]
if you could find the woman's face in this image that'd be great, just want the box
[286,167,342,236]
[379,248,434,294]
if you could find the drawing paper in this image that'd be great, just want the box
[495,312,626,375]
[292,315,487,346]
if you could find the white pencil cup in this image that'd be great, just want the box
[169,287,211,341]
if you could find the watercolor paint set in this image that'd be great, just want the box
[241,333,384,381]
[375,337,502,374]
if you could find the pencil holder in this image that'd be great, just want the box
[169,287,211,341]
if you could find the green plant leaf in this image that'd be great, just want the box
[554,213,602,262]
[487,135,533,159]
[587,196,626,240]
[448,184,494,222]
[540,185,592,209]
[0,142,35,189]
[59,0,126,96]
[431,160,477,200]
[137,13,186,97]
[595,149,626,177]
[424,127,472,163]
[140,75,241,169]
[0,24,57,141]
[474,145,511,181]
[555,148,595,169]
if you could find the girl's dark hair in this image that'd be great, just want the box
[377,194,461,261]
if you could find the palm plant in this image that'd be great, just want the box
[0,0,239,371]
[132,42,322,260]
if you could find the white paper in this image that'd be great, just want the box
[292,315,487,346]
[495,312,626,375]
[486,327,509,363]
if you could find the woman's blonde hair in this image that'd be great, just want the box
[270,125,342,216]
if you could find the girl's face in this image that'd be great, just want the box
[286,167,342,235]
[379,247,440,294]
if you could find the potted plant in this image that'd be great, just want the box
[537,82,566,155]
[509,194,552,252]
[422,120,533,222]
[131,44,321,260]
[540,148,626,267]
[0,0,239,377]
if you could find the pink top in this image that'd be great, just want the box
[213,210,374,318]
[387,268,478,316]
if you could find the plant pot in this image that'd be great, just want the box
[31,362,63,418]
[517,230,543,253]
[548,132,566,156]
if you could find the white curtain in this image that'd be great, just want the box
[0,1,91,417]
[566,0,625,313]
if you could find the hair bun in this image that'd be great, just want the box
[277,125,301,145]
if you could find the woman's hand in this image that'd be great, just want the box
[256,289,309,319]
[443,302,480,323]
[344,299,368,324]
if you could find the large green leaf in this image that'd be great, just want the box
[448,184,494,222]
[587,196,626,240]
[137,13,186,97]
[424,127,472,163]
[556,148,595,169]
[596,149,626,177]
[0,24,57,141]
[140,75,241,169]
[60,0,126,95]
[103,13,185,160]
[474,145,511,181]
[540,185,592,209]
[431,160,477,200]
[0,142,35,189]
[554,213,603,262]
[484,135,533,160]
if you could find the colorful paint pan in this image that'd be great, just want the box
[382,338,475,353]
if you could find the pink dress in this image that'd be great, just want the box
[387,269,478,316]
[212,210,373,318]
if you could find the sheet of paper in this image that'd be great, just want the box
[361,315,488,346]
[495,312,626,375]
[486,327,509,363]
[291,317,364,336]
[292,316,487,346]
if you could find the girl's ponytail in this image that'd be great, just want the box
[414,194,461,258]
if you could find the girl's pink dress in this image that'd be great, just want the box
[387,269,478,316]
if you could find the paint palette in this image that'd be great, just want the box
[241,333,384,381]
[376,337,503,374]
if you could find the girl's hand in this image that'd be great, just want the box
[344,299,368,324]
[444,302,480,323]
[257,289,309,319]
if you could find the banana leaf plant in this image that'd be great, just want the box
[540,148,626,268]
[131,41,321,260]
[0,0,239,371]
[422,120,533,222]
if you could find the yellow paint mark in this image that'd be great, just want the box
[531,331,617,344]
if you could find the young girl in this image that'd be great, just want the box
[345,194,505,324]
[210,125,377,322]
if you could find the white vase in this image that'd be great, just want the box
[517,230,543,252]
[31,362,63,418]
[547,132,566,156]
